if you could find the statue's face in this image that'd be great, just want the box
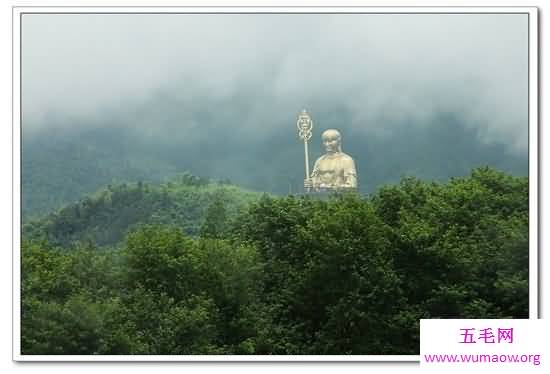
[322,131,341,153]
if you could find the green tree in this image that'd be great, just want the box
[235,194,407,354]
[200,192,228,239]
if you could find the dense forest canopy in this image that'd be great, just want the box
[21,167,529,355]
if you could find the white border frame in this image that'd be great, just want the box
[12,5,539,362]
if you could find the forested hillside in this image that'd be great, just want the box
[23,174,262,247]
[21,126,180,218]
[21,167,529,355]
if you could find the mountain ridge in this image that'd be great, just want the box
[23,174,264,247]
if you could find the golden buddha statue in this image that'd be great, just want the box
[304,129,358,192]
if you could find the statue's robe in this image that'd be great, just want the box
[311,152,357,191]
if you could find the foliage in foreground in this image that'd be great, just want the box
[21,167,528,355]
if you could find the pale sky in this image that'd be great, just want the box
[22,13,529,152]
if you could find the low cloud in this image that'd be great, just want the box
[22,13,528,153]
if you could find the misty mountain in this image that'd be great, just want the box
[23,177,262,247]
[22,90,527,218]
[21,14,529,218]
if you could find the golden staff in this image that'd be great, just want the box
[297,109,313,192]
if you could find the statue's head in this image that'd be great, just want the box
[322,129,342,153]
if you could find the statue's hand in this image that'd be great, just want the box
[304,178,313,189]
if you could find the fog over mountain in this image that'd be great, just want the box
[21,13,529,215]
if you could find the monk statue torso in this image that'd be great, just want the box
[311,152,357,190]
[305,129,358,192]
